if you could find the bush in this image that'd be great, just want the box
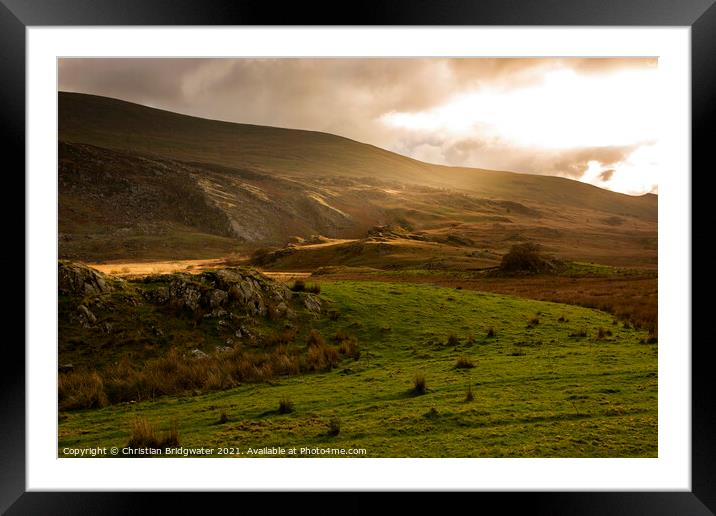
[486,327,496,338]
[278,397,294,414]
[306,283,321,294]
[250,247,277,266]
[447,334,460,346]
[527,317,540,328]
[218,410,229,425]
[569,329,588,338]
[500,243,561,273]
[412,374,427,395]
[455,356,475,369]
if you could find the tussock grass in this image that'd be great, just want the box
[278,397,294,414]
[58,371,108,410]
[455,356,475,369]
[465,384,474,402]
[127,417,179,449]
[327,417,341,436]
[59,337,336,409]
[412,373,427,395]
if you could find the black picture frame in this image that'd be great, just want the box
[2,1,709,513]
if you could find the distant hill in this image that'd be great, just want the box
[58,92,657,267]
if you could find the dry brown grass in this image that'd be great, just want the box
[306,343,340,372]
[127,417,179,449]
[334,330,361,360]
[59,335,340,410]
[455,356,475,369]
[58,370,108,410]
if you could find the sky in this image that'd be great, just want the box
[59,58,658,195]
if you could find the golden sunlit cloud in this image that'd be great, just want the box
[381,66,658,194]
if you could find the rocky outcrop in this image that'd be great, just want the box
[138,268,298,320]
[59,260,113,297]
[167,275,203,312]
[59,262,319,330]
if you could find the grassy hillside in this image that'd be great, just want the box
[59,92,656,216]
[59,278,657,458]
[59,91,437,186]
[58,93,657,267]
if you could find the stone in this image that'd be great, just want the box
[77,304,97,326]
[207,289,228,309]
[168,276,202,312]
[190,349,209,359]
[58,261,112,297]
[303,293,322,314]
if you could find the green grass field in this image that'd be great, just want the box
[59,281,657,458]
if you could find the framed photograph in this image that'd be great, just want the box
[5,0,710,513]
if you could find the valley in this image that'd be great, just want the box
[57,92,658,458]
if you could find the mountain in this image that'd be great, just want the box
[58,92,657,268]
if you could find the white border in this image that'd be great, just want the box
[27,27,691,491]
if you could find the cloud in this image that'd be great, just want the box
[598,169,616,182]
[401,136,642,179]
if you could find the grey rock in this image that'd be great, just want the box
[77,304,97,326]
[168,276,202,312]
[274,301,296,320]
[207,289,228,309]
[144,286,170,304]
[59,261,112,297]
[303,294,322,314]
[190,349,209,359]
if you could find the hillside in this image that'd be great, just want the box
[58,92,657,267]
[59,261,657,457]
